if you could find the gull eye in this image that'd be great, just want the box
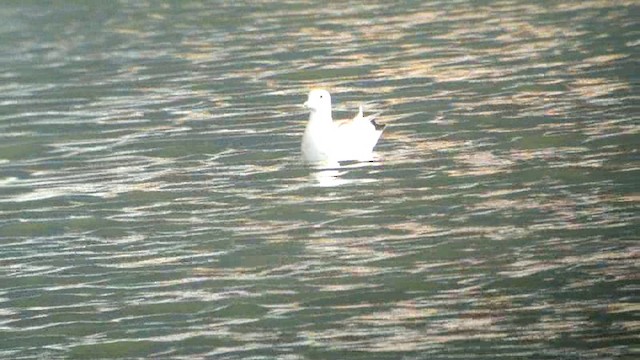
[320,95,323,98]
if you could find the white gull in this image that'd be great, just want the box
[301,89,385,164]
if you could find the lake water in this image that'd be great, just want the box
[0,1,638,359]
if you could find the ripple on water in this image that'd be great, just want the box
[0,0,638,358]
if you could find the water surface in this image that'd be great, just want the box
[0,1,638,359]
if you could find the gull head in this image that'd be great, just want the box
[303,89,332,113]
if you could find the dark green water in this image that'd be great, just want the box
[0,1,638,359]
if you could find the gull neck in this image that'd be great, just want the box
[308,108,333,124]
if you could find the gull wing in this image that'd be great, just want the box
[335,105,385,131]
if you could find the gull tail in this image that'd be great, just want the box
[358,105,385,131]
[371,118,385,131]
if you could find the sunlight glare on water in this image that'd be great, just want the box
[0,1,638,359]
